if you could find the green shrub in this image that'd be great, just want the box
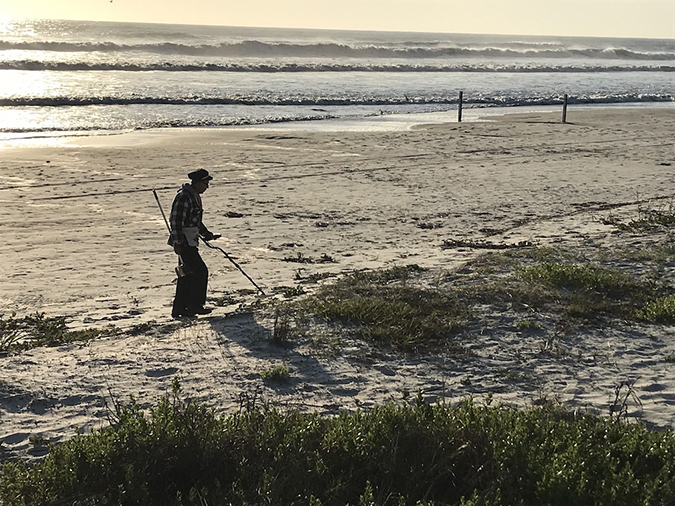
[635,295,675,323]
[3,393,675,506]
[260,365,291,382]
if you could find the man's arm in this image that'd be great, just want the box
[199,222,215,241]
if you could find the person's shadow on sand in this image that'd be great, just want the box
[206,310,356,412]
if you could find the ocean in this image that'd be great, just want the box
[0,19,673,139]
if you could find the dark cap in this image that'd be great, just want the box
[188,168,213,182]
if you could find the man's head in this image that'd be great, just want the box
[188,168,213,194]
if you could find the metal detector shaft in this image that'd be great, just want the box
[203,240,266,296]
[152,189,172,234]
[153,189,188,277]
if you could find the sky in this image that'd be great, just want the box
[0,0,673,39]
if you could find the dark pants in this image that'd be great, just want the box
[172,246,208,314]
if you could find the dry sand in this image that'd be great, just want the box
[1,107,674,460]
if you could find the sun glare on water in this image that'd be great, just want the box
[0,12,16,34]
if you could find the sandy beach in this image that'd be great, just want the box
[1,107,674,461]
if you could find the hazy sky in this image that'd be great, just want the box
[0,0,673,39]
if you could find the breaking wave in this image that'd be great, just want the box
[2,93,671,108]
[1,60,673,72]
[1,39,674,61]
[0,113,339,133]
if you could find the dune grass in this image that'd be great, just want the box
[278,242,673,356]
[2,382,675,506]
[5,240,669,357]
[602,200,675,232]
[450,243,666,318]
[0,312,117,354]
[516,261,656,320]
[296,265,470,353]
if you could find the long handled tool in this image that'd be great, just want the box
[153,189,189,277]
[202,240,266,297]
[153,189,171,233]
[153,189,265,296]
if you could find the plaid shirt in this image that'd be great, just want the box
[169,183,211,247]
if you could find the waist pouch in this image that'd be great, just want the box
[183,227,200,247]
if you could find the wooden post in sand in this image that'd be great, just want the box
[562,94,568,123]
[458,91,463,123]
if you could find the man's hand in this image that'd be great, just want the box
[202,232,221,241]
[173,243,184,255]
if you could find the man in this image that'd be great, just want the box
[168,168,220,318]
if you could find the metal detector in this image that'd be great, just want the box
[202,239,266,296]
[152,189,265,296]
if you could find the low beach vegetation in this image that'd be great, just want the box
[517,261,654,320]
[0,312,117,354]
[602,199,675,232]
[519,262,640,296]
[453,244,673,325]
[2,237,673,504]
[276,241,673,356]
[296,265,469,353]
[634,295,675,324]
[3,384,675,506]
[514,318,541,332]
[260,364,291,383]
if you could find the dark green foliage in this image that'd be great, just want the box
[3,393,675,506]
[0,312,117,353]
[1,382,235,506]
